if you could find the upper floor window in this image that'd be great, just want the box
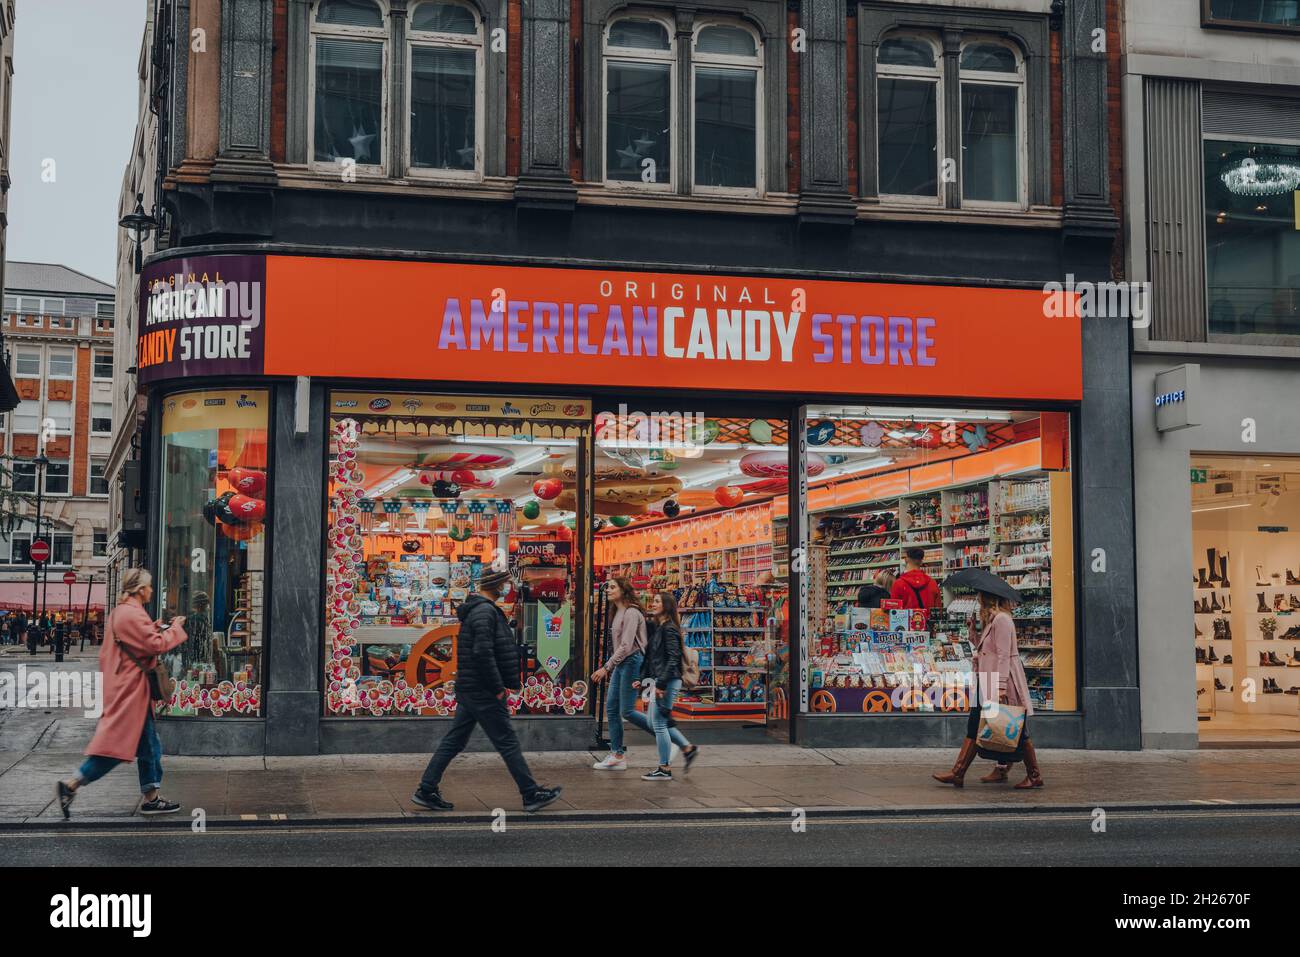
[604,16,675,191]
[96,301,115,319]
[310,0,388,174]
[876,34,941,202]
[14,348,40,377]
[959,39,1025,207]
[407,1,483,179]
[692,23,763,195]
[602,15,764,196]
[1204,0,1300,33]
[93,351,113,380]
[47,350,75,379]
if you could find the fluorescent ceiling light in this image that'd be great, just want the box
[1191,502,1252,514]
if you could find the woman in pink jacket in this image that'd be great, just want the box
[932,590,1044,789]
[56,569,189,818]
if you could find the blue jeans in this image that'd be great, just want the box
[77,713,163,795]
[604,653,644,755]
[647,678,691,766]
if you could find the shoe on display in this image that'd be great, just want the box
[1290,648,1300,666]
[1197,568,1212,589]
[1275,594,1285,613]
[1207,549,1221,582]
[1256,565,1269,586]
[1269,651,1288,667]
[1196,646,1207,664]
[1219,555,1231,588]
[1210,592,1221,612]
[1214,677,1227,691]
[1288,569,1300,586]
[522,785,563,813]
[1260,651,1271,667]
[1221,620,1232,641]
[1223,654,1233,664]
[1195,622,1203,637]
[1286,686,1300,695]
[592,753,628,771]
[1206,645,1218,663]
[1282,626,1300,640]
[1291,595,1300,611]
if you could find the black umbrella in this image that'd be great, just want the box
[942,568,1021,605]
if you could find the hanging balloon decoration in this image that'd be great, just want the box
[747,419,773,444]
[806,420,836,446]
[432,479,461,499]
[714,485,745,508]
[610,515,631,527]
[533,478,563,501]
[521,500,541,520]
[663,499,681,518]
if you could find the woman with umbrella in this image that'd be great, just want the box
[931,568,1044,789]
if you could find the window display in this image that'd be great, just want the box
[801,406,1075,715]
[157,389,269,717]
[324,392,593,717]
[1191,455,1300,738]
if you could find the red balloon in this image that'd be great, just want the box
[227,494,267,524]
[229,467,267,499]
[451,469,475,485]
[532,479,563,501]
[714,486,745,507]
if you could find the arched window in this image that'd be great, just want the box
[310,0,388,173]
[603,16,675,190]
[876,33,941,201]
[959,38,1025,206]
[407,0,483,178]
[692,22,763,194]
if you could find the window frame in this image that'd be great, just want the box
[46,348,76,380]
[91,402,113,435]
[90,460,109,497]
[1201,0,1300,35]
[874,31,944,207]
[307,0,391,178]
[404,0,486,183]
[957,36,1028,211]
[13,347,40,378]
[43,459,70,497]
[12,400,39,435]
[92,351,114,380]
[602,13,678,194]
[689,19,765,199]
[92,528,109,557]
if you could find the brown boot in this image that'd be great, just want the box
[1014,740,1044,789]
[979,764,1010,784]
[932,739,978,787]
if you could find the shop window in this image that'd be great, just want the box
[325,391,593,718]
[310,0,389,174]
[158,389,269,718]
[47,350,75,379]
[407,0,483,178]
[90,460,109,496]
[92,402,113,435]
[93,351,114,380]
[799,405,1075,716]
[959,39,1024,207]
[14,348,40,377]
[1203,0,1300,32]
[1191,454,1300,739]
[876,34,941,202]
[44,460,70,496]
[1204,139,1300,337]
[592,405,791,723]
[93,528,108,557]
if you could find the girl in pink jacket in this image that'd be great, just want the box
[57,569,189,819]
[933,591,1044,789]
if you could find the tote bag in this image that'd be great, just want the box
[976,701,1027,753]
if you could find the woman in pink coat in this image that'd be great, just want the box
[932,590,1044,789]
[56,568,188,818]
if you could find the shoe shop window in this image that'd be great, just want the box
[1192,455,1300,740]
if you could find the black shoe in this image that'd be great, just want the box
[1223,654,1233,664]
[411,787,454,811]
[1219,555,1231,588]
[139,797,182,816]
[682,745,700,775]
[56,781,76,821]
[1207,549,1221,582]
[1196,646,1206,663]
[1288,569,1300,586]
[1197,568,1212,589]
[641,768,673,781]
[1214,677,1227,691]
[523,785,563,813]
[1206,645,1218,663]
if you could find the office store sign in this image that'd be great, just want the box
[138,255,266,384]
[141,254,1082,401]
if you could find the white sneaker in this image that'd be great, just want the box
[669,744,681,765]
[592,753,627,771]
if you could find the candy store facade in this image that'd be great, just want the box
[135,247,1138,757]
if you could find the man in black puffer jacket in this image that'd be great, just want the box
[413,569,562,813]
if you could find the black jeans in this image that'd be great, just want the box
[419,692,539,797]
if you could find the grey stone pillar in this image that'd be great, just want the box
[265,381,326,755]
[515,0,577,209]
[797,0,856,225]
[214,0,278,186]
[1060,0,1117,238]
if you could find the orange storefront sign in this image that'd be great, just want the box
[261,256,1081,401]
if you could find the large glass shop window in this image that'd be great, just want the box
[157,389,270,717]
[325,392,592,717]
[799,405,1075,716]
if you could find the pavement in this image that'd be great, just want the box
[2,655,1298,826]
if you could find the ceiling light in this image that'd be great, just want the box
[1220,156,1300,196]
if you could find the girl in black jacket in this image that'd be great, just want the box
[633,592,699,781]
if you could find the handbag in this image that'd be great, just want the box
[111,611,176,703]
[976,700,1027,753]
[680,645,701,689]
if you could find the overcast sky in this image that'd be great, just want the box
[7,0,148,285]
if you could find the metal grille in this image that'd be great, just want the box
[1203,89,1300,141]
[1145,78,1206,342]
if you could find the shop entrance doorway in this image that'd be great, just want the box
[1191,455,1300,745]
[592,399,792,741]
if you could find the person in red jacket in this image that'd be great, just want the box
[891,547,941,609]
